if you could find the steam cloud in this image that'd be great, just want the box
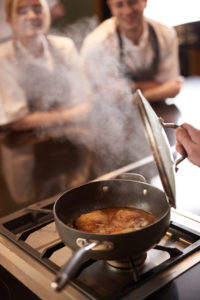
[0,16,152,174]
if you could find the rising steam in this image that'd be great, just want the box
[0,16,152,174]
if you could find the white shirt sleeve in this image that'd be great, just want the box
[154,26,180,82]
[0,71,29,125]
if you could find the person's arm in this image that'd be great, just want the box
[175,123,200,167]
[135,76,184,102]
[7,101,92,131]
[0,69,29,126]
[137,24,183,102]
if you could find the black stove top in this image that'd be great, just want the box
[1,196,200,300]
[147,262,200,300]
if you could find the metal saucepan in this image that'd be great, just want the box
[50,173,170,291]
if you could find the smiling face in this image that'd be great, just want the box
[7,0,50,39]
[108,0,147,34]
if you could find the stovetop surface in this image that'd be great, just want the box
[146,262,200,300]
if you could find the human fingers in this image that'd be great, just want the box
[176,126,200,167]
[175,140,186,156]
[167,77,183,96]
[175,127,192,154]
[181,123,200,144]
[176,76,184,83]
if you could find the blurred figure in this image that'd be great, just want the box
[176,123,200,167]
[81,0,183,103]
[0,0,91,131]
[0,0,96,208]
[0,0,65,43]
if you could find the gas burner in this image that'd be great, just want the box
[107,253,147,270]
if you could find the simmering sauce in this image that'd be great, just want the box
[75,207,157,234]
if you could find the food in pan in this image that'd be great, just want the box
[75,207,157,234]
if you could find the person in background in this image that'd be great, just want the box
[0,0,65,43]
[176,123,200,168]
[81,0,184,103]
[0,0,96,207]
[0,0,91,131]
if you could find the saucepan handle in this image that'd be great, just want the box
[159,118,187,172]
[25,207,53,216]
[174,149,188,172]
[51,241,99,292]
[114,172,146,183]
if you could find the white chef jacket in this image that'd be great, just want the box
[81,17,180,91]
[0,35,89,125]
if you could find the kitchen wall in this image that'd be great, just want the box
[175,22,200,76]
[61,0,94,23]
[52,0,102,28]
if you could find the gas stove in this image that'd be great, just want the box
[1,192,200,300]
[1,85,200,299]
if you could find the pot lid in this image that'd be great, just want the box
[134,90,176,207]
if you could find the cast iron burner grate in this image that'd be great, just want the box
[0,196,200,300]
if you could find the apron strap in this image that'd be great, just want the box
[117,23,160,81]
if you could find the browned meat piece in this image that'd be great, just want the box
[75,210,109,233]
[111,209,156,231]
[75,208,156,234]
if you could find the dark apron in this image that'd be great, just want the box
[116,23,160,81]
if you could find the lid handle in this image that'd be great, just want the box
[159,118,187,172]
